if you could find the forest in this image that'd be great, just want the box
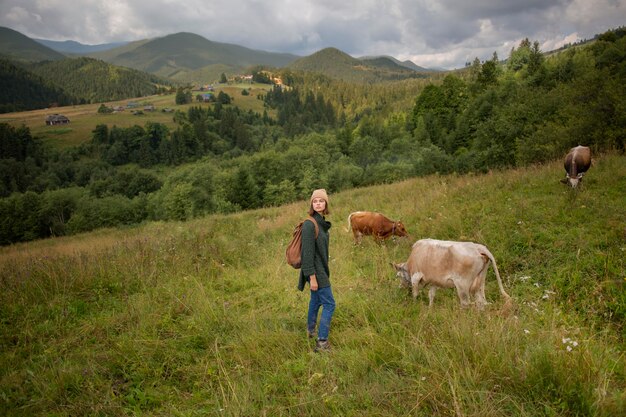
[0,29,624,245]
[0,57,173,113]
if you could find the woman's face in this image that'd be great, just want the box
[312,197,326,214]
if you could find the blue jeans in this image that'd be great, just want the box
[307,286,336,340]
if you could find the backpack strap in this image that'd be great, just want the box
[306,215,319,239]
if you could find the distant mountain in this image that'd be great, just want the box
[0,58,73,113]
[288,47,427,82]
[25,57,172,103]
[84,39,153,64]
[0,26,65,62]
[34,39,129,54]
[359,55,433,72]
[88,32,299,83]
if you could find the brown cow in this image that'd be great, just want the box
[392,239,510,309]
[560,145,591,188]
[348,211,408,244]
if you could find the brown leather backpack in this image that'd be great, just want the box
[285,216,319,269]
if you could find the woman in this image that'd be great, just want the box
[297,189,335,352]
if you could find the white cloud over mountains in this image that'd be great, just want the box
[1,0,624,69]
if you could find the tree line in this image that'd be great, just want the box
[1,28,624,244]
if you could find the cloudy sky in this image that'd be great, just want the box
[1,0,624,69]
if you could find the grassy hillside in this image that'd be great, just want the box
[0,26,65,62]
[1,153,624,415]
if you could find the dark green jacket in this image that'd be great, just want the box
[298,212,331,291]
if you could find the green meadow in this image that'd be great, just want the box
[0,84,273,149]
[1,153,624,416]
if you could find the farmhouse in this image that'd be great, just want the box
[45,114,70,125]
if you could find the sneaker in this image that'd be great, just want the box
[314,339,331,352]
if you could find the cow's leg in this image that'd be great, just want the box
[454,280,471,309]
[457,289,471,308]
[474,273,488,310]
[428,286,437,307]
[410,272,423,300]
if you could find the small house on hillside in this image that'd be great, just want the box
[45,114,70,125]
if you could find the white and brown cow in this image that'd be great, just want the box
[560,145,591,188]
[348,211,408,244]
[392,239,510,309]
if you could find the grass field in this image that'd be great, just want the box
[0,83,274,149]
[0,153,624,416]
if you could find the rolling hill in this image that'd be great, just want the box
[287,47,428,82]
[0,58,73,112]
[0,26,177,109]
[88,32,299,83]
[359,54,432,72]
[0,26,65,62]
[24,57,173,103]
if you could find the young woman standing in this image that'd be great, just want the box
[297,189,335,352]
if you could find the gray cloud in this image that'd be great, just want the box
[1,0,624,69]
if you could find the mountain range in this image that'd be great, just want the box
[0,25,439,111]
[34,38,129,54]
[0,26,435,82]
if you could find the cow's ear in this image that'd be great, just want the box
[391,262,406,271]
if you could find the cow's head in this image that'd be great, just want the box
[561,173,583,188]
[391,262,411,288]
[394,222,409,238]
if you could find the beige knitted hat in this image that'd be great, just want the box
[310,188,328,204]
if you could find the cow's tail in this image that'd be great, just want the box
[481,248,511,301]
[347,212,354,232]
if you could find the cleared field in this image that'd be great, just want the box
[0,83,275,148]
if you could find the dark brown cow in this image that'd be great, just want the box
[348,211,408,244]
[561,146,591,188]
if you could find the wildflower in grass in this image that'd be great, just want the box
[562,337,578,352]
[524,329,530,334]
